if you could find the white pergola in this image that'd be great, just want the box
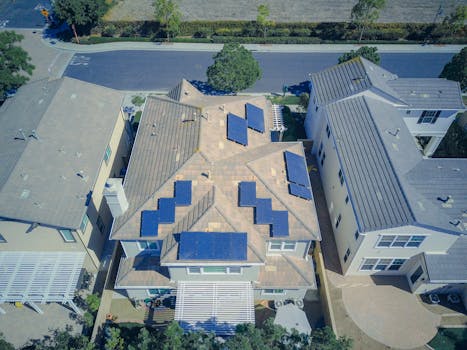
[0,251,85,314]
[175,281,254,335]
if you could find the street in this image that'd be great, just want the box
[64,50,456,93]
[0,0,50,28]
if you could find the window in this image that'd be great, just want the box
[354,230,359,240]
[137,241,159,251]
[187,267,201,274]
[417,110,440,124]
[147,289,171,296]
[318,142,323,157]
[338,169,344,185]
[187,267,243,275]
[406,110,411,115]
[320,152,326,166]
[335,214,342,229]
[376,235,425,248]
[228,266,242,274]
[345,195,349,205]
[0,233,6,243]
[80,214,89,233]
[203,266,228,274]
[360,258,406,272]
[343,248,350,263]
[59,229,75,243]
[326,124,331,138]
[268,241,296,252]
[262,289,285,295]
[410,266,423,284]
[315,106,318,112]
[104,145,112,165]
[96,215,105,234]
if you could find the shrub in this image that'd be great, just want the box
[101,24,116,37]
[86,293,101,313]
[290,28,311,37]
[193,27,211,38]
[269,28,290,37]
[120,24,137,37]
[131,95,145,107]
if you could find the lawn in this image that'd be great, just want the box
[428,328,467,350]
[282,106,307,141]
[268,95,301,105]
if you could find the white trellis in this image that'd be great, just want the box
[0,251,85,314]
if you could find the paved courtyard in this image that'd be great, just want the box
[106,0,467,23]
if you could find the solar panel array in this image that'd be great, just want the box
[236,182,289,237]
[139,180,192,237]
[284,151,312,200]
[227,113,248,146]
[178,232,247,260]
[245,103,265,133]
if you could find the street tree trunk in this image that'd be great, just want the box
[359,25,365,42]
[71,24,80,44]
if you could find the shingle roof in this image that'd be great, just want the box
[424,236,467,282]
[387,78,465,109]
[326,97,414,232]
[0,78,123,228]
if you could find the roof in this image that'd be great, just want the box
[274,303,311,335]
[0,77,123,228]
[326,97,414,232]
[387,78,465,110]
[111,81,320,265]
[311,57,403,107]
[424,235,467,282]
[114,256,173,288]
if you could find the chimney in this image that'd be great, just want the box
[103,178,129,217]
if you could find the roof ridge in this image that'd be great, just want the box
[147,95,201,110]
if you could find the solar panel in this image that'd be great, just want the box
[245,103,265,133]
[239,181,257,207]
[227,113,248,146]
[255,198,273,224]
[284,151,310,187]
[289,183,312,200]
[271,211,289,237]
[174,180,192,206]
[140,210,159,237]
[178,232,247,260]
[158,198,176,224]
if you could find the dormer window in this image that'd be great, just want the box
[417,111,440,124]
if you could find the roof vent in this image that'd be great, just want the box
[437,196,451,203]
[77,171,89,182]
[219,104,225,111]
[20,189,30,199]
[76,152,82,158]
[184,90,188,95]
[452,168,460,172]
[14,129,27,141]
[449,219,461,227]
[29,130,39,140]
[20,173,29,181]
[387,128,400,137]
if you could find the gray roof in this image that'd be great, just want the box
[424,235,467,282]
[326,97,414,232]
[387,78,465,109]
[311,57,403,107]
[0,77,124,228]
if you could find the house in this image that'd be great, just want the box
[108,80,321,334]
[0,77,130,314]
[304,57,467,302]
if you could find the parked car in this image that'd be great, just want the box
[429,293,440,304]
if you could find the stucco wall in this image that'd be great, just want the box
[121,240,163,258]
[402,110,458,137]
[254,288,307,301]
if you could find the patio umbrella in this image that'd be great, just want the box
[274,303,311,335]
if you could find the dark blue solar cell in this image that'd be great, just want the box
[178,232,247,260]
[174,180,192,206]
[289,183,312,200]
[227,113,248,146]
[239,181,257,207]
[284,151,310,187]
[255,198,273,224]
[245,103,265,133]
[271,211,289,237]
[158,198,176,223]
[140,210,159,237]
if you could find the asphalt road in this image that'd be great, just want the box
[0,0,50,28]
[64,51,455,93]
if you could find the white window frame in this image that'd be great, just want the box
[376,235,426,248]
[187,266,201,274]
[268,241,296,252]
[335,214,342,229]
[80,214,89,233]
[338,169,344,186]
[186,266,243,275]
[318,142,323,157]
[343,248,350,263]
[104,145,112,165]
[420,110,438,124]
[59,229,75,243]
[137,240,160,251]
[359,258,407,272]
[262,289,286,296]
[326,124,331,138]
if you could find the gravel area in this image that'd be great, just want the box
[105,0,467,23]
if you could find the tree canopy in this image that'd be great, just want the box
[351,0,386,41]
[338,46,380,64]
[443,5,467,35]
[257,4,274,37]
[439,47,466,91]
[0,31,34,101]
[154,0,182,41]
[53,0,108,42]
[207,43,262,92]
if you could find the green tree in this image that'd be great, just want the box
[104,327,124,350]
[338,46,380,64]
[257,4,274,37]
[309,326,353,350]
[207,43,262,92]
[351,0,386,41]
[162,321,183,350]
[439,47,467,91]
[85,293,101,313]
[53,0,108,43]
[154,0,182,42]
[25,327,95,350]
[0,31,34,101]
[0,333,14,350]
[443,5,467,36]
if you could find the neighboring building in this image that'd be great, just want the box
[109,80,320,334]
[305,58,467,301]
[0,77,130,314]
